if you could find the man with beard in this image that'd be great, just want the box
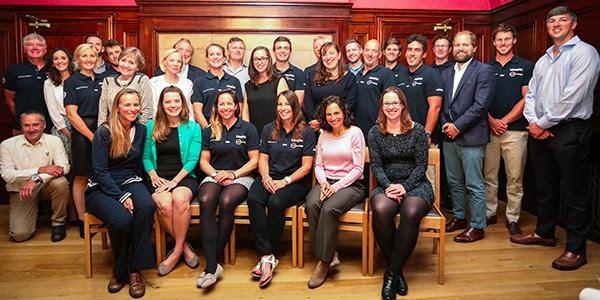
[441,31,495,243]
[273,36,305,106]
[512,6,600,271]
[345,39,364,75]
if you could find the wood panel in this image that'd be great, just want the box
[0,16,15,204]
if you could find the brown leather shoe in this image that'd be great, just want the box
[128,272,145,298]
[552,251,587,271]
[506,221,523,236]
[510,232,556,246]
[486,215,497,225]
[445,217,468,233]
[107,276,125,293]
[308,260,330,289]
[453,227,484,243]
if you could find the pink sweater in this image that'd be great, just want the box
[315,126,365,192]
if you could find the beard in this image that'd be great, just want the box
[454,52,473,63]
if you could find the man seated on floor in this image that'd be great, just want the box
[0,111,70,242]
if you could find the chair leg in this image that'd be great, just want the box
[368,211,374,276]
[100,231,108,250]
[361,219,368,276]
[154,213,162,265]
[438,221,446,285]
[230,224,236,265]
[84,217,92,278]
[298,213,304,268]
[291,207,297,267]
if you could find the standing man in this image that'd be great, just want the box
[273,36,305,106]
[383,37,408,78]
[3,33,49,135]
[0,112,70,242]
[345,38,364,75]
[395,33,443,144]
[224,37,250,87]
[103,39,123,76]
[512,6,600,271]
[431,34,454,74]
[86,35,106,75]
[154,38,206,83]
[484,23,534,236]
[352,39,395,137]
[441,31,495,243]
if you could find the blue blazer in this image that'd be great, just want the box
[153,64,206,83]
[440,59,495,146]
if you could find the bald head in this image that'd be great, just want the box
[362,39,382,68]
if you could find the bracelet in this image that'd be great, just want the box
[230,171,237,179]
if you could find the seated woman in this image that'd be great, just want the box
[85,89,155,298]
[142,86,201,276]
[247,90,316,287]
[368,87,433,299]
[305,95,366,289]
[197,90,259,289]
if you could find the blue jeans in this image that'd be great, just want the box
[443,142,486,229]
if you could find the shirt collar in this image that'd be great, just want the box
[19,134,45,147]
[408,63,425,75]
[546,35,581,57]
[454,57,473,72]
[206,70,230,80]
[225,63,248,74]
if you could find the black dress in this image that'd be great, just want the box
[245,78,281,135]
[153,128,198,194]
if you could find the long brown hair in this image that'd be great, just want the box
[314,42,346,86]
[46,47,74,86]
[209,89,240,141]
[107,89,140,159]
[248,46,277,87]
[376,86,413,135]
[153,86,190,143]
[271,90,305,141]
[317,95,353,133]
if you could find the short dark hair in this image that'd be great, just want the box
[273,36,292,51]
[20,111,46,123]
[384,37,402,52]
[345,38,362,49]
[492,23,517,40]
[547,6,577,22]
[406,34,428,52]
[316,95,353,132]
[432,34,452,47]
[227,37,245,48]
[104,39,123,50]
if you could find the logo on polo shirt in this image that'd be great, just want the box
[235,134,247,145]
[17,75,32,79]
[75,86,89,90]
[225,85,237,90]
[366,76,380,86]
[203,88,215,93]
[509,68,523,77]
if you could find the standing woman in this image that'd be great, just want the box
[247,90,316,287]
[98,47,154,125]
[64,43,104,236]
[44,47,75,157]
[150,49,194,121]
[86,89,155,298]
[242,46,288,135]
[191,43,243,128]
[197,90,259,289]
[368,87,432,299]
[305,95,366,289]
[304,42,357,131]
[142,86,201,276]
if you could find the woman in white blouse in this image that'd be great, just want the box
[43,47,74,157]
[150,49,194,121]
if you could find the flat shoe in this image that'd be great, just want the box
[183,242,199,269]
[197,264,223,289]
[157,249,177,276]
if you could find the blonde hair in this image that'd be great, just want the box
[210,90,240,141]
[107,89,140,159]
[120,47,146,70]
[160,48,183,73]
[73,43,97,71]
[153,86,190,142]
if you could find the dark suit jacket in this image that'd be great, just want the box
[153,64,206,83]
[440,59,495,146]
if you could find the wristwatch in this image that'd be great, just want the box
[211,172,217,178]
[284,176,292,185]
[31,174,42,184]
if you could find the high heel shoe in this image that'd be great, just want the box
[396,273,408,296]
[381,270,397,300]
[183,242,199,268]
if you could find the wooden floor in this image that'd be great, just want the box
[0,204,598,299]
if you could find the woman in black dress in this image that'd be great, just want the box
[368,87,433,299]
[242,46,288,135]
[303,42,357,131]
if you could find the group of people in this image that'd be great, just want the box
[0,5,598,300]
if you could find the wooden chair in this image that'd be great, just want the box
[367,147,445,284]
[297,148,373,276]
[83,212,109,278]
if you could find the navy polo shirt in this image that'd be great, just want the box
[395,64,444,126]
[63,71,105,118]
[274,63,305,91]
[430,60,454,74]
[2,60,49,128]
[353,65,395,136]
[104,64,120,77]
[387,63,408,80]
[192,71,243,120]
[202,118,259,171]
[488,55,533,131]
[259,122,316,179]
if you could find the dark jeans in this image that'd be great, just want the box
[86,182,156,283]
[528,119,591,255]
[247,177,309,256]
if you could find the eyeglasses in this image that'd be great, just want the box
[382,102,402,108]
[434,45,449,49]
[252,57,269,63]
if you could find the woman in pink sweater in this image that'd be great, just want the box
[305,95,366,289]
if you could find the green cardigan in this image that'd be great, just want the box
[142,119,202,178]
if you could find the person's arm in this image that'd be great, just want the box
[276,77,289,95]
[501,87,527,125]
[295,70,306,108]
[199,149,217,176]
[401,127,429,193]
[314,136,327,185]
[65,105,94,140]
[97,78,110,126]
[142,120,156,173]
[367,128,392,189]
[138,75,154,125]
[91,127,130,203]
[43,81,67,131]
[179,122,202,176]
[242,96,250,122]
[425,95,442,134]
[4,90,16,115]
[453,64,495,133]
[0,142,37,184]
[3,67,16,114]
[38,136,70,183]
[343,73,358,109]
[193,103,209,128]
[330,128,366,192]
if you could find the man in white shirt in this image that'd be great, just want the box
[0,112,70,242]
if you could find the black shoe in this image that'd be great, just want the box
[51,225,66,242]
[77,220,85,239]
[381,270,397,300]
[396,273,408,296]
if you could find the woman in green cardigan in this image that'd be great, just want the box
[143,85,202,276]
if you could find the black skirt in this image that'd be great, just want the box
[71,117,97,176]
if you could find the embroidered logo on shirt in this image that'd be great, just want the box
[17,75,33,79]
[75,86,89,90]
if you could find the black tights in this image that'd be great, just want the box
[371,194,430,274]
[198,182,247,273]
